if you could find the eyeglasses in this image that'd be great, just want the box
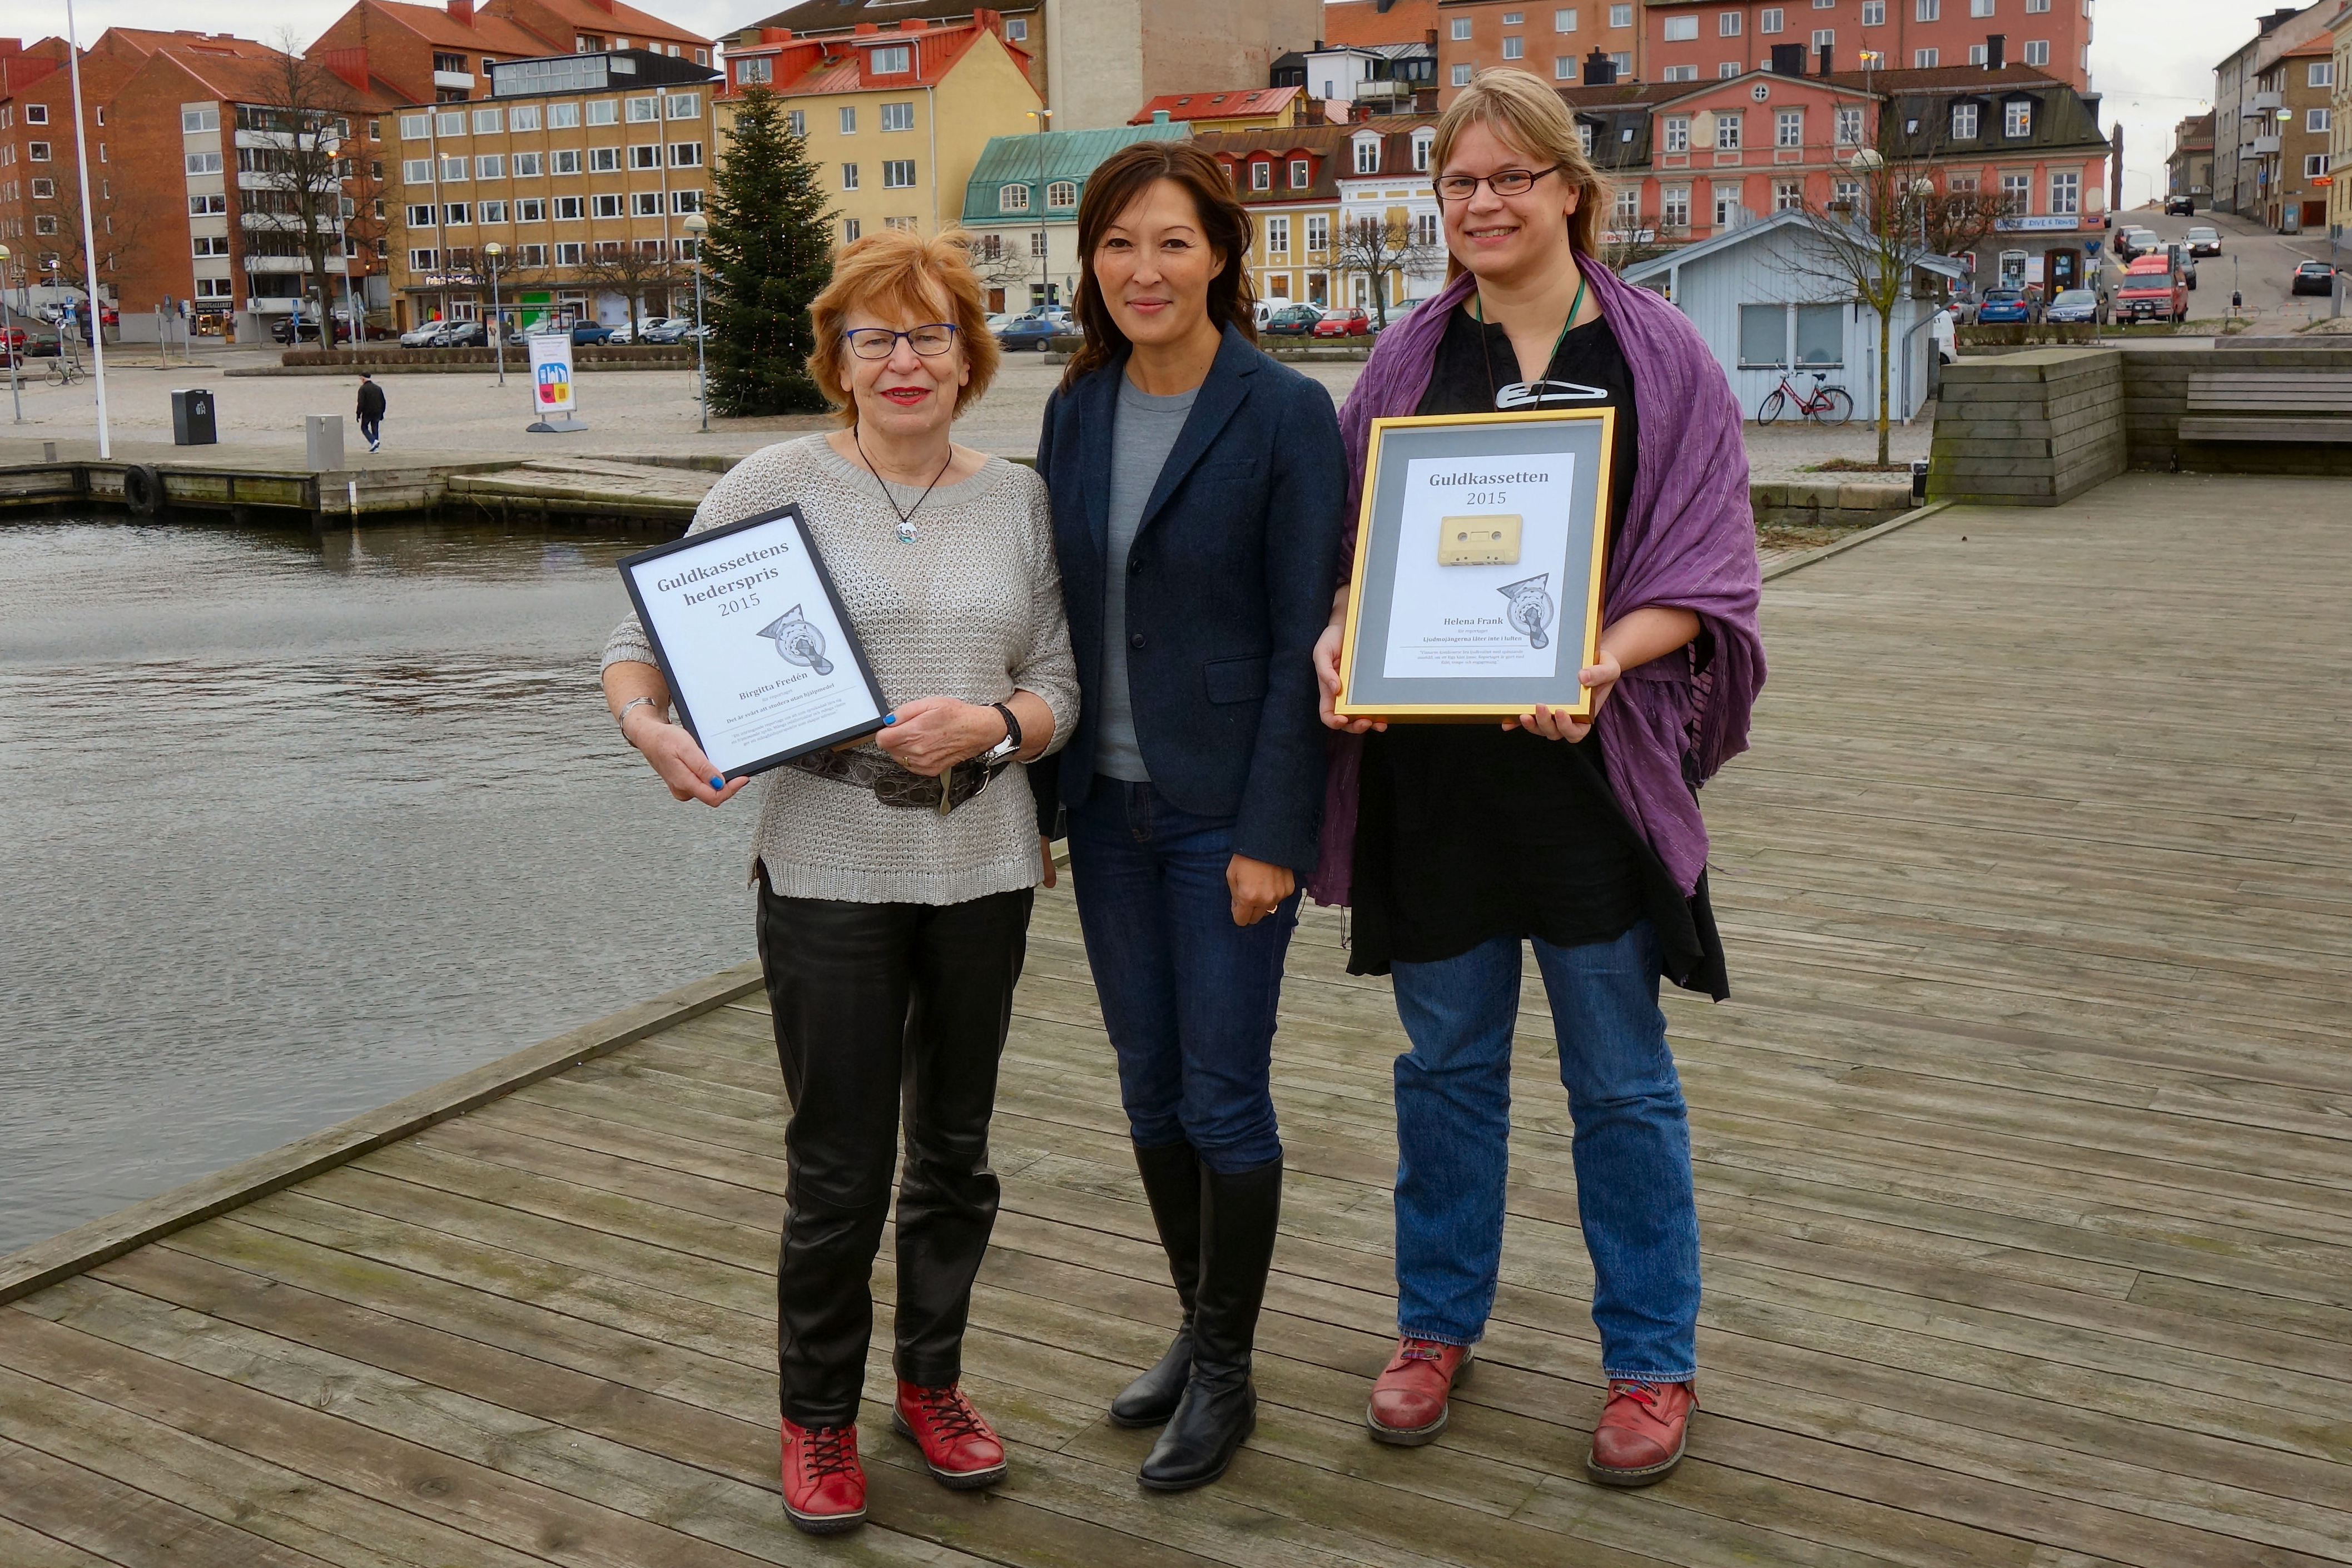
[842,323,959,359]
[1432,167,1562,202]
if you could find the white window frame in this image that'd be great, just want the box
[881,101,914,132]
[1555,8,1579,29]
[1720,10,1743,35]
[841,162,860,190]
[882,158,916,188]
[2049,172,2078,214]
[1760,8,1785,33]
[2004,100,2032,137]
[999,183,1029,211]
[1664,16,1698,40]
[1777,108,1803,147]
[1716,111,1742,150]
[1664,115,1691,153]
[1265,214,1291,254]
[1046,180,1076,207]
[1451,17,1473,38]
[1952,103,1979,138]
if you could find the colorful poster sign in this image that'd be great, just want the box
[529,333,575,415]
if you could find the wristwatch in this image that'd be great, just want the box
[980,701,1022,763]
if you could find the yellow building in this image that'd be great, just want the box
[1196,117,1439,312]
[718,15,1039,246]
[1127,85,1318,135]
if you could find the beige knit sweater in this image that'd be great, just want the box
[603,434,1078,905]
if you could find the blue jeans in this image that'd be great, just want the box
[1066,782,1294,1173]
[1390,921,1699,1382]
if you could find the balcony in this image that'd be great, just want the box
[2249,134,2281,155]
[433,69,474,90]
[2247,91,2282,111]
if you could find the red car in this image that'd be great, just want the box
[2115,255,2187,324]
[1311,306,1371,338]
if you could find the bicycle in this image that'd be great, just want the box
[1758,370,1853,428]
[46,352,84,387]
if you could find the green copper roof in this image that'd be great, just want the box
[959,121,1192,224]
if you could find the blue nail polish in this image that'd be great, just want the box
[709,776,725,788]
[883,713,898,725]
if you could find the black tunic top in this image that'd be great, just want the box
[1347,301,1728,999]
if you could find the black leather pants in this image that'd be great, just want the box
[756,880,1034,1428]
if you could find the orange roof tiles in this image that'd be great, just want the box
[1129,85,1302,123]
[369,1,555,56]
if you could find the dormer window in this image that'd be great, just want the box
[999,183,1029,211]
[1290,157,1311,187]
[1412,129,1435,170]
[2003,99,2031,137]
[1353,134,1381,173]
[872,44,911,73]
[1252,160,1272,190]
[1046,180,1076,207]
[1951,102,1978,137]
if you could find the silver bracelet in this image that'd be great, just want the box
[616,695,666,733]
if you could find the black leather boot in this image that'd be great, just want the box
[1138,1155,1282,1492]
[1111,1140,1202,1427]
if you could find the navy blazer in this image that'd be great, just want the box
[1031,324,1347,874]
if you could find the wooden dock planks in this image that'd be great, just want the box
[3,472,2348,1566]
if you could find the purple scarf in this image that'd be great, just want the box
[1308,261,1765,906]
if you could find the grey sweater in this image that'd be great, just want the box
[603,434,1078,905]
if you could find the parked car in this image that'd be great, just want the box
[2042,288,2100,325]
[2115,256,2188,323]
[994,313,1065,352]
[2289,260,2340,296]
[435,320,489,348]
[1974,288,2033,325]
[2164,195,2195,216]
[398,321,448,347]
[569,323,614,345]
[641,318,698,343]
[1311,306,1372,338]
[2185,226,2221,257]
[1260,303,1323,337]
[681,323,716,343]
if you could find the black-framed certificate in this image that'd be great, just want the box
[1334,408,1616,721]
[617,504,889,778]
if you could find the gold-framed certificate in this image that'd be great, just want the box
[1333,408,1615,721]
[617,504,890,778]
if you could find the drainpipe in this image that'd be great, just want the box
[926,84,939,233]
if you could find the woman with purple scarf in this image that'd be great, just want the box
[1310,70,1764,1486]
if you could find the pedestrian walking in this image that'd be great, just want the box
[1312,68,1764,1488]
[355,374,386,452]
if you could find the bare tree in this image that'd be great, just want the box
[1597,210,1675,274]
[578,241,686,336]
[1788,110,2002,467]
[1332,216,1442,328]
[964,231,1035,311]
[242,38,365,331]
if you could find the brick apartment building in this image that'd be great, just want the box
[309,0,713,108]
[1433,2,1648,99]
[0,38,135,320]
[384,47,720,330]
[2167,110,2214,207]
[2260,32,2335,231]
[1331,0,2092,100]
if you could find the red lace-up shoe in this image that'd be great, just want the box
[1587,1379,1696,1486]
[892,1380,1009,1490]
[780,1418,866,1534]
[1366,1337,1473,1446]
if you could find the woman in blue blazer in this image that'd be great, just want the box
[1031,140,1346,1492]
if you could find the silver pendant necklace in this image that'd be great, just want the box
[854,423,954,543]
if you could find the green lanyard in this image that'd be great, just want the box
[1472,270,1589,373]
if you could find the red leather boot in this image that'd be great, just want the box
[780,1417,866,1534]
[892,1381,1009,1490]
[1365,1337,1474,1445]
[1587,1380,1696,1486]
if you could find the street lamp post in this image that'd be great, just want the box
[0,245,21,425]
[1026,107,1052,314]
[681,212,709,432]
[484,242,507,387]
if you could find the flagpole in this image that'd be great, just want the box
[64,0,110,458]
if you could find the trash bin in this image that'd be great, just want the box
[170,388,217,445]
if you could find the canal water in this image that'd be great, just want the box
[0,518,757,1257]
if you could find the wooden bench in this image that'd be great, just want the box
[2177,369,2352,442]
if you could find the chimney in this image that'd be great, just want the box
[1817,41,1833,75]
[1985,33,2004,70]
[1152,108,1170,123]
[1425,27,1438,46]
[1769,43,1804,76]
[446,0,472,22]
[1582,46,1614,86]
